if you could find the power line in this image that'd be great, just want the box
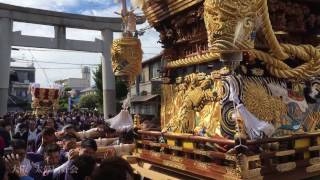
[13,58,100,66]
[35,68,86,70]
[13,47,99,54]
[28,50,51,85]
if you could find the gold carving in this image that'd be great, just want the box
[150,152,161,158]
[142,0,203,26]
[170,146,182,151]
[225,154,237,162]
[276,162,296,172]
[304,113,320,132]
[309,145,320,151]
[140,0,320,83]
[310,157,320,165]
[306,164,320,173]
[194,162,209,171]
[149,142,159,147]
[111,37,142,83]
[204,0,257,52]
[170,156,183,163]
[162,70,224,135]
[243,168,262,179]
[275,150,296,157]
[194,149,209,157]
[162,160,186,171]
[225,166,241,179]
[242,78,287,124]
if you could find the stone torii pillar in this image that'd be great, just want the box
[0,18,12,117]
[101,29,116,119]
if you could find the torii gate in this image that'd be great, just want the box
[0,3,142,118]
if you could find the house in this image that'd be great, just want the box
[8,65,35,111]
[130,53,162,121]
[80,86,97,96]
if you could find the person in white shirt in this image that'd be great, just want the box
[27,120,40,152]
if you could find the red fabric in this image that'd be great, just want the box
[44,89,49,100]
[54,90,59,99]
[33,88,59,100]
[34,88,40,98]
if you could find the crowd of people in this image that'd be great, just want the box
[0,111,142,180]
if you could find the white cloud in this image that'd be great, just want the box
[81,5,120,17]
[0,0,80,11]
[84,0,114,5]
[66,28,102,41]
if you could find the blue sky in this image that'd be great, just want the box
[0,0,162,87]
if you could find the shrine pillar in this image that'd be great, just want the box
[101,29,116,119]
[0,18,12,117]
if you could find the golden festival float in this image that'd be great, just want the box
[112,0,320,179]
[29,84,60,116]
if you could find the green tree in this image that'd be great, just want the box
[93,64,128,112]
[79,94,99,110]
[93,64,103,107]
[58,86,73,111]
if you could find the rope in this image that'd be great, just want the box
[258,0,289,60]
[251,0,320,80]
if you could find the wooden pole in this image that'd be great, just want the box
[121,0,128,17]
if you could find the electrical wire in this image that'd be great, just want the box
[40,67,89,69]
[28,50,51,85]
[13,58,99,66]
[13,47,99,54]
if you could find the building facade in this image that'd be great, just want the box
[55,66,91,92]
[130,54,162,121]
[80,86,97,97]
[8,65,36,111]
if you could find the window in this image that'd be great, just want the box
[140,67,149,83]
[140,73,146,83]
[150,62,161,80]
[17,71,28,83]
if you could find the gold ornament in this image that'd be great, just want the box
[162,70,225,136]
[159,0,320,82]
[111,37,143,83]
[204,0,257,52]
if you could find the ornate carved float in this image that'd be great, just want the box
[132,0,320,179]
[30,85,60,116]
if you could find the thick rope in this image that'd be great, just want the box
[258,0,289,60]
[253,0,320,79]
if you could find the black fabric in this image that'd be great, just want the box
[0,128,11,147]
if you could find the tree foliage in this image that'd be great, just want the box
[79,94,99,110]
[59,87,73,111]
[93,64,128,110]
[93,64,103,107]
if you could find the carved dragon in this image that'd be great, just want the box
[163,70,226,135]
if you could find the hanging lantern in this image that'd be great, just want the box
[111,37,143,83]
